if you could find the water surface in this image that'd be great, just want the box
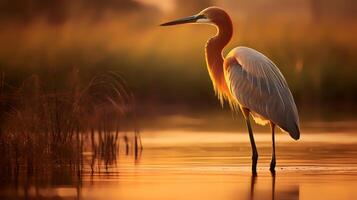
[1,120,357,200]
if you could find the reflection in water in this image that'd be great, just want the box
[2,129,357,200]
[0,130,142,200]
[89,131,142,173]
[248,174,299,200]
[250,174,256,200]
[272,174,275,200]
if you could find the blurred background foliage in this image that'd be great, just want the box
[0,0,356,117]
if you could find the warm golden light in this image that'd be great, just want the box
[0,1,356,200]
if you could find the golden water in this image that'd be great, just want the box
[2,123,357,200]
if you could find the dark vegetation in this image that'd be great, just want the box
[0,69,142,184]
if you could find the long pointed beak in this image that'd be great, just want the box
[160,15,204,26]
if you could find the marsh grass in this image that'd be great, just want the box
[0,69,141,184]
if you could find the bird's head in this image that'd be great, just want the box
[160,7,230,27]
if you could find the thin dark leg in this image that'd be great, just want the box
[270,123,276,173]
[246,118,258,174]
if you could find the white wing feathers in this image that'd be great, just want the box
[224,47,300,140]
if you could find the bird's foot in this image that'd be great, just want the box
[269,159,276,174]
[270,168,276,176]
[252,168,257,176]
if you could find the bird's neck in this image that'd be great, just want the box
[205,19,233,103]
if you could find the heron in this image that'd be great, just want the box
[160,7,300,174]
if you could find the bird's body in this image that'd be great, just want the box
[224,47,300,139]
[161,6,300,174]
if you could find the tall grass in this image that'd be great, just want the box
[0,69,141,183]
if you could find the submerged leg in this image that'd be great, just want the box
[249,174,257,200]
[271,172,276,200]
[243,109,258,174]
[270,123,276,173]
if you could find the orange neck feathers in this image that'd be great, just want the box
[205,12,233,104]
